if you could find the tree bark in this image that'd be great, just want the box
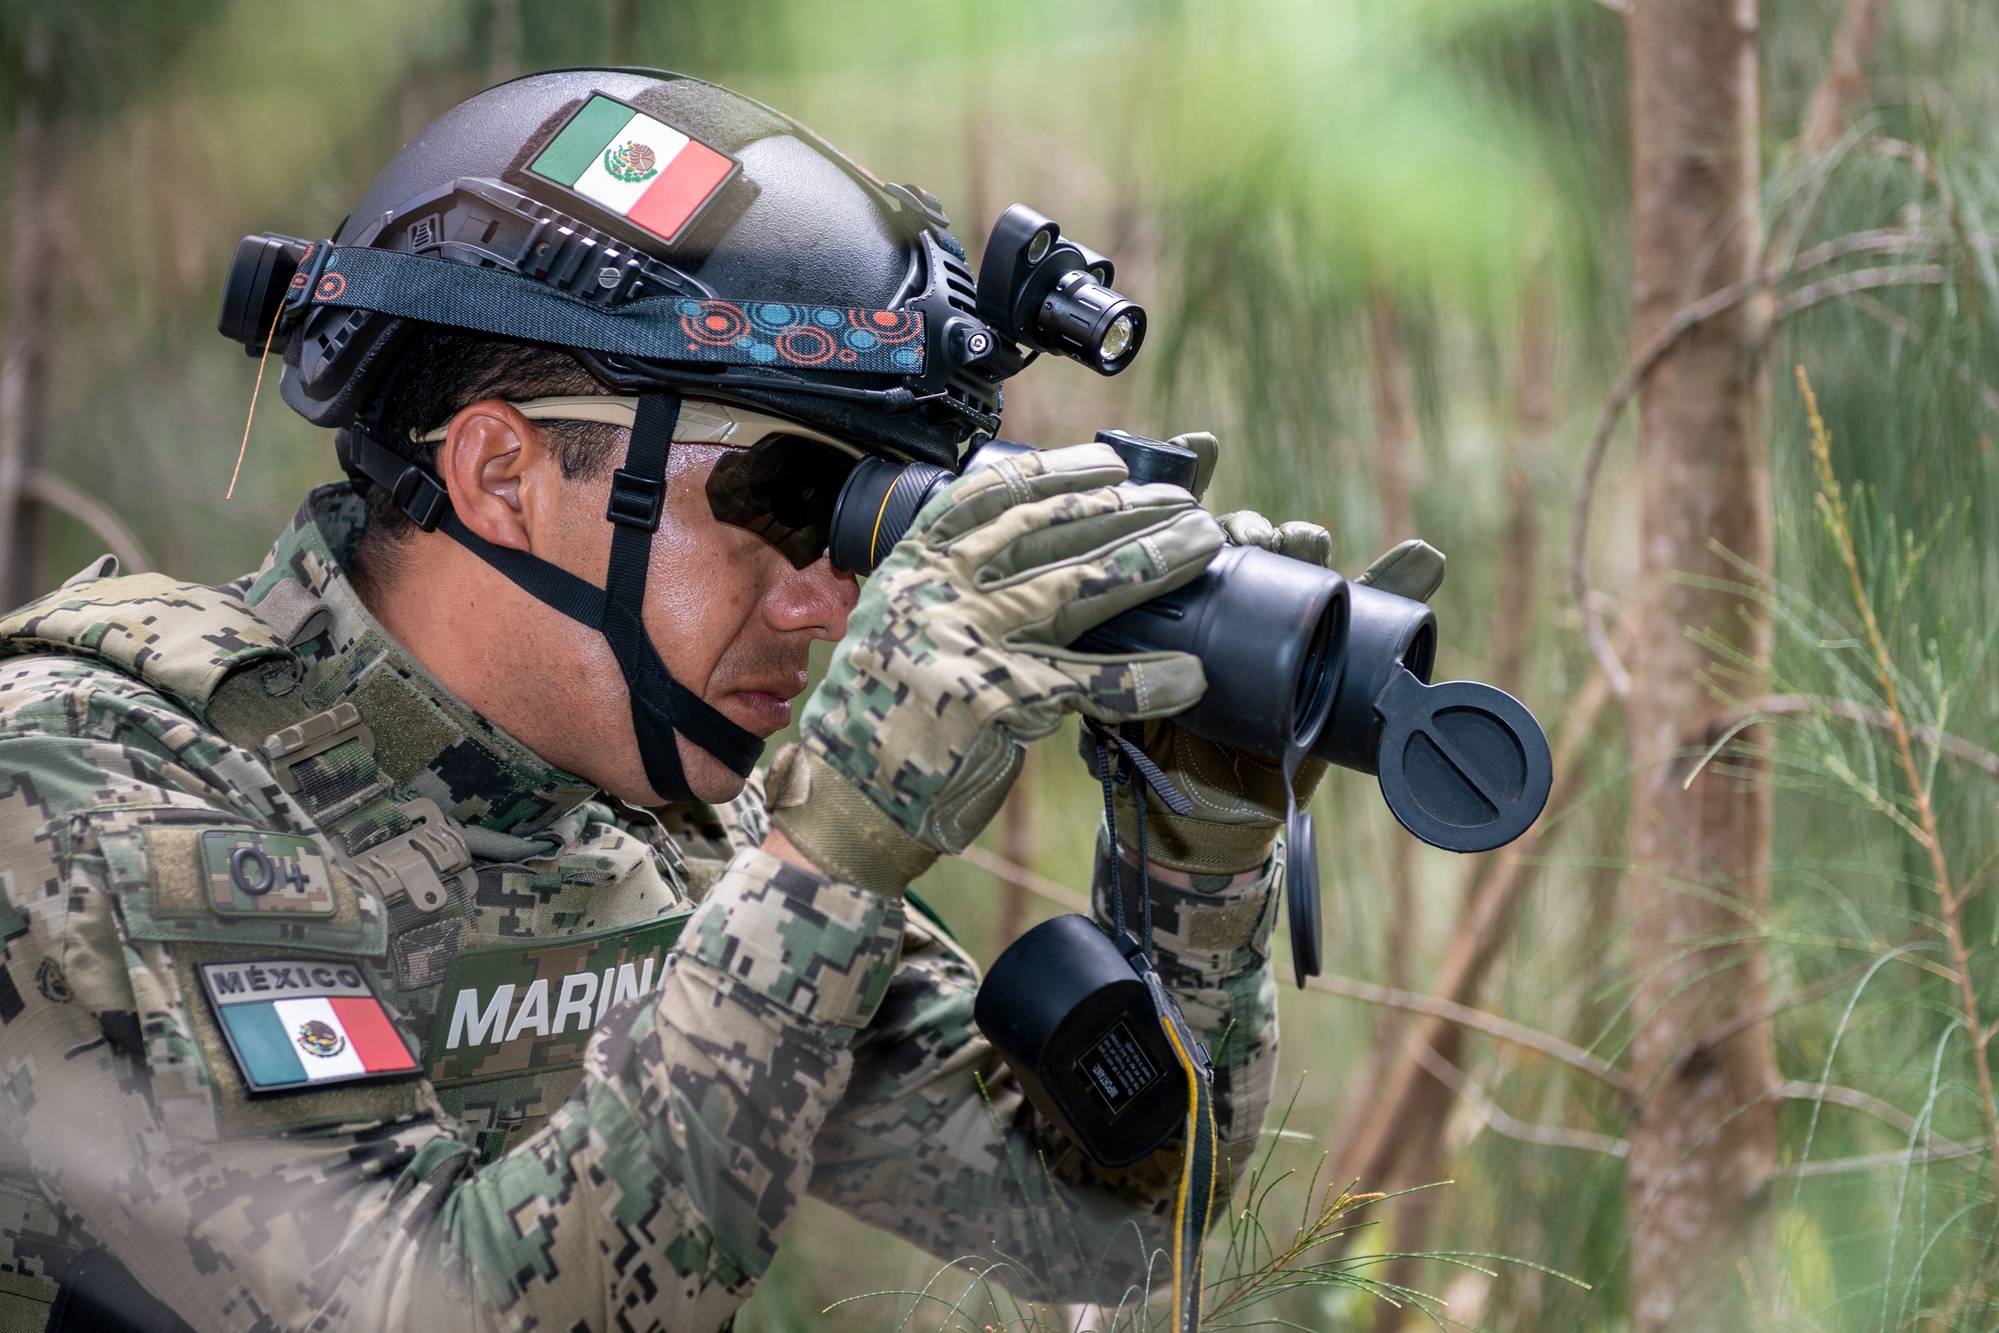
[609,0,636,64]
[1622,2,1778,1329]
[1490,277,1550,699]
[0,26,61,609]
[1801,0,1890,153]
[1367,292,1414,548]
[488,0,522,84]
[1371,276,1553,1333]
[1366,288,1419,1018]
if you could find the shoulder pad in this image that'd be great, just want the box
[0,573,294,717]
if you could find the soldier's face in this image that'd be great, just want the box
[398,401,859,807]
[567,438,860,804]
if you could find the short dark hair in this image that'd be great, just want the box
[344,329,629,580]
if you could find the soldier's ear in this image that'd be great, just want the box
[435,400,556,553]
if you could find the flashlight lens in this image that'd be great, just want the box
[1099,314,1136,364]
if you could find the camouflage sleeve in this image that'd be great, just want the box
[806,827,1280,1304]
[0,661,905,1331]
[412,846,903,1328]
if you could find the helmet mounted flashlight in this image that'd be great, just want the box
[976,204,1146,375]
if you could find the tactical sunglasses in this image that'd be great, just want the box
[416,396,865,569]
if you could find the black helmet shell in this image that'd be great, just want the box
[281,69,996,466]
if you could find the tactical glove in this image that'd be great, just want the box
[1087,516,1447,875]
[769,442,1225,896]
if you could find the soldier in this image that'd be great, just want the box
[0,69,1332,1331]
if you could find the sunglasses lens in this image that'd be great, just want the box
[706,434,859,569]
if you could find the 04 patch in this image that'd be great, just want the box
[199,958,420,1093]
[198,829,336,915]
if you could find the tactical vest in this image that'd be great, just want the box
[3,565,726,1144]
[0,564,732,1327]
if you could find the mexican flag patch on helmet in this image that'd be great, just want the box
[530,94,738,245]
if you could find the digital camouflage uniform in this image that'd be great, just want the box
[0,483,1280,1331]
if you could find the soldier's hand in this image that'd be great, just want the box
[1084,514,1447,876]
[767,442,1223,896]
[1081,508,1342,875]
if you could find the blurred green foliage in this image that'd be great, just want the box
[13,0,1999,1326]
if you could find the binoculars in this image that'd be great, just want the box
[885,430,1555,1169]
[827,429,1554,864]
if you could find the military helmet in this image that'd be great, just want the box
[222,67,1008,468]
[216,68,1144,804]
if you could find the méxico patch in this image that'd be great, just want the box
[528,94,738,245]
[199,959,418,1093]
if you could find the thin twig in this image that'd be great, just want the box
[1570,217,1948,695]
[1410,1041,1631,1158]
[1796,364,1999,1207]
[1569,277,1756,698]
[1776,1080,1969,1153]
[1716,694,1999,780]
[19,470,150,573]
[1776,264,1946,318]
[958,843,1091,915]
[1787,228,1936,274]
[1694,957,1891,1054]
[1771,1138,1993,1180]
[226,301,284,501]
[1862,135,1944,191]
[1306,971,1633,1097]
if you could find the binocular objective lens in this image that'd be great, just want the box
[1099,314,1137,365]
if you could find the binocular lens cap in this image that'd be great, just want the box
[1285,807,1321,988]
[1373,670,1553,854]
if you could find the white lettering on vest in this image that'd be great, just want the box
[552,971,598,1035]
[505,978,550,1040]
[446,983,515,1050]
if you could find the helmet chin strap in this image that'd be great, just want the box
[339,392,766,804]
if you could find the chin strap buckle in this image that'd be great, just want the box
[342,797,471,915]
[606,468,664,530]
[338,427,451,532]
[390,465,450,531]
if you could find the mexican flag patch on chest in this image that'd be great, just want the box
[529,94,738,245]
[199,959,420,1093]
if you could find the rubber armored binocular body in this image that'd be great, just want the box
[832,434,1349,767]
[827,431,1554,857]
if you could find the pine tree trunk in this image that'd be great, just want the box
[1802,0,1889,153]
[1370,280,1551,1333]
[0,26,61,609]
[1366,288,1419,1027]
[1622,2,1778,1328]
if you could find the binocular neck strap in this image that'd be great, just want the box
[1083,720,1212,1333]
[341,395,764,803]
[1085,719,1192,954]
